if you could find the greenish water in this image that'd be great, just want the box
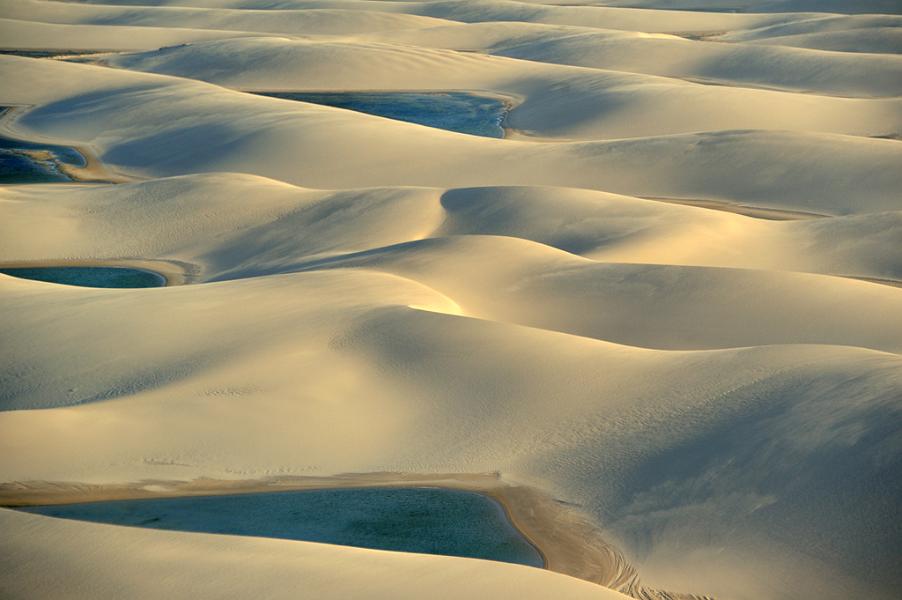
[256,91,508,138]
[0,266,165,288]
[0,132,85,184]
[21,487,543,567]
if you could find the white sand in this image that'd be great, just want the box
[1,2,900,600]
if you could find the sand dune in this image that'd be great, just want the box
[5,0,801,33]
[2,57,900,215]
[1,1,900,600]
[0,17,265,51]
[1,271,900,598]
[9,0,898,35]
[368,22,902,96]
[436,186,902,277]
[739,26,902,54]
[4,176,899,280]
[283,236,902,352]
[719,14,902,44]
[96,38,902,138]
[40,0,902,16]
[4,176,899,353]
[0,0,452,35]
[568,0,902,12]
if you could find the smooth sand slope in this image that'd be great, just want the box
[97,38,902,138]
[0,0,820,34]
[1,2,900,600]
[2,57,900,215]
[369,22,902,97]
[0,18,266,51]
[3,175,899,278]
[1,269,900,599]
[0,0,453,36]
[3,176,900,353]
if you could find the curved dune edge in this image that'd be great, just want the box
[3,56,899,216]
[88,37,902,141]
[637,196,830,221]
[4,174,898,354]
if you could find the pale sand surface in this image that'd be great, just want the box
[1,2,900,600]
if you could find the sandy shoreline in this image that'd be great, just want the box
[0,472,641,594]
[0,104,134,184]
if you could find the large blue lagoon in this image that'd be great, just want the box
[21,487,543,567]
[256,91,509,138]
[0,266,166,288]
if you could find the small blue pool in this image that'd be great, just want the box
[0,266,166,288]
[255,91,509,138]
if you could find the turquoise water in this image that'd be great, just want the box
[0,131,85,184]
[21,487,543,567]
[0,266,165,288]
[256,91,508,138]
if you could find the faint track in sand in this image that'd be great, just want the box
[639,195,829,220]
